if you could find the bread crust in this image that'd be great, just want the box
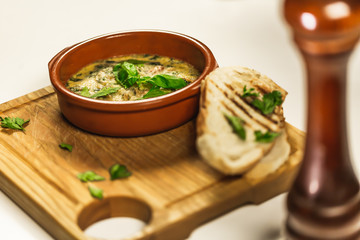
[196,66,290,176]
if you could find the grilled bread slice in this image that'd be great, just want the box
[196,66,290,176]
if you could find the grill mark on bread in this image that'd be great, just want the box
[221,102,258,131]
[208,79,273,132]
[225,83,235,91]
[223,82,284,126]
[252,86,267,96]
[224,82,251,104]
[224,82,259,109]
[223,99,272,132]
[209,78,279,131]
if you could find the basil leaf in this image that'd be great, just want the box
[0,116,30,131]
[59,143,73,152]
[80,87,91,97]
[151,74,188,89]
[109,164,132,180]
[88,185,103,199]
[137,76,152,84]
[90,87,120,99]
[122,62,138,76]
[254,130,279,143]
[136,76,152,90]
[242,85,259,98]
[77,171,105,182]
[142,86,171,99]
[127,77,138,87]
[252,90,283,115]
[113,63,122,72]
[113,62,139,88]
[115,68,131,88]
[224,114,246,140]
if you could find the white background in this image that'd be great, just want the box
[1,0,360,239]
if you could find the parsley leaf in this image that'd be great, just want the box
[77,171,105,182]
[59,143,73,152]
[252,91,283,115]
[0,116,30,131]
[224,114,246,140]
[88,185,103,199]
[254,130,279,143]
[109,164,132,180]
[242,86,259,98]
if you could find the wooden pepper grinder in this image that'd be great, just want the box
[283,0,360,239]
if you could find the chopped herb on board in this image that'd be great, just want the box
[88,185,103,199]
[254,130,279,143]
[59,143,73,152]
[0,116,29,131]
[77,164,131,200]
[77,171,105,182]
[252,90,283,115]
[224,114,246,140]
[109,164,132,180]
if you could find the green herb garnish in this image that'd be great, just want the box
[224,114,246,140]
[252,90,283,115]
[80,87,91,97]
[88,185,103,199]
[118,59,149,65]
[90,87,121,99]
[79,86,120,99]
[113,62,140,88]
[254,130,280,143]
[59,143,73,152]
[0,116,29,131]
[112,62,189,99]
[77,171,105,182]
[109,164,132,180]
[242,86,259,98]
[150,74,188,90]
[142,86,171,99]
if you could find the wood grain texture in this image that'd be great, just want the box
[0,87,304,240]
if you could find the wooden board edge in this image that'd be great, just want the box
[0,86,54,113]
[0,172,78,240]
[132,123,305,240]
[0,87,306,240]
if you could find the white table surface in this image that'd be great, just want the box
[1,0,359,239]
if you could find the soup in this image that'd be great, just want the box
[66,54,200,101]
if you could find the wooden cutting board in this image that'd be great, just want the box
[0,86,304,240]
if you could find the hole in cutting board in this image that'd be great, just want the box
[78,196,152,239]
[84,217,146,239]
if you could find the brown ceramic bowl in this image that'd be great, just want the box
[49,30,218,136]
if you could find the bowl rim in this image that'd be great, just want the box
[49,29,217,112]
